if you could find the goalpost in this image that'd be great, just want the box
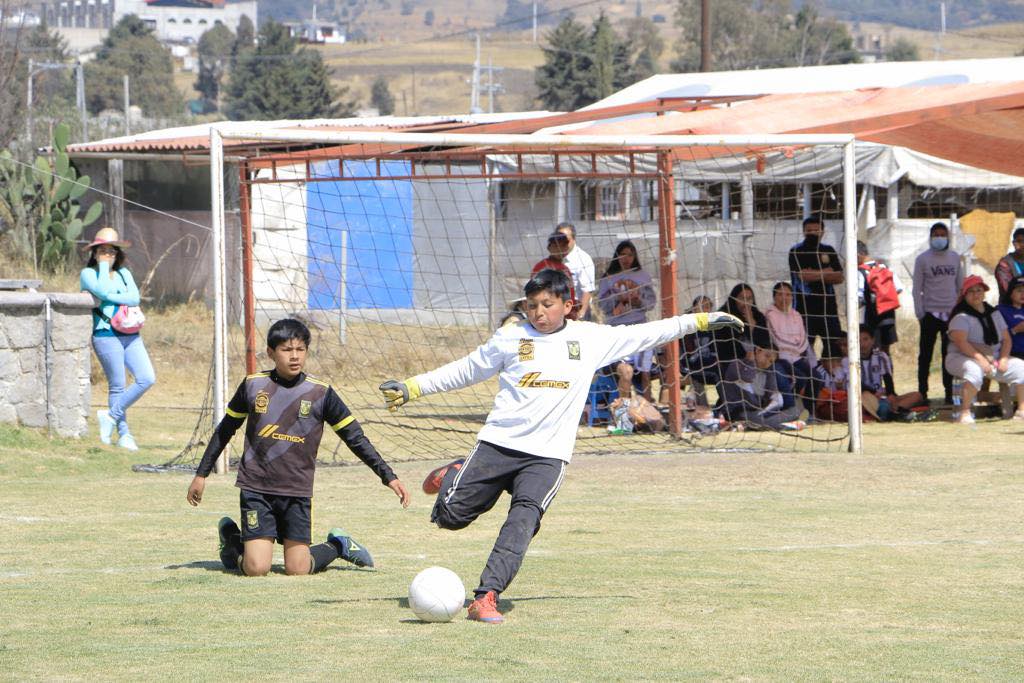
[197,127,861,473]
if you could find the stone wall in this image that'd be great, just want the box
[0,292,94,437]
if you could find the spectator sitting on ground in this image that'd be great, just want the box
[765,281,813,408]
[857,325,923,422]
[681,295,720,408]
[713,282,768,367]
[531,232,578,318]
[997,275,1024,361]
[945,274,1024,424]
[597,239,658,400]
[555,222,596,320]
[811,335,849,422]
[995,227,1024,300]
[857,240,904,356]
[721,331,804,431]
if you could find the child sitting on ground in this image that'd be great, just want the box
[857,325,924,421]
[721,332,804,431]
[811,337,849,422]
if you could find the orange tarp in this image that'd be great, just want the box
[567,82,1024,177]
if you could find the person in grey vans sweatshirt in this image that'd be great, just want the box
[912,222,963,404]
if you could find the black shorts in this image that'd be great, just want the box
[239,489,312,544]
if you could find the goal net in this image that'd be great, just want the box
[142,130,861,472]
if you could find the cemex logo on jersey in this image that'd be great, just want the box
[257,423,306,443]
[517,372,570,389]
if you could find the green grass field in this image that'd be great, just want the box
[2,415,1022,679]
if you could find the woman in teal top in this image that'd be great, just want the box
[80,228,156,451]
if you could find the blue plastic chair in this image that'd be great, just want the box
[587,373,620,426]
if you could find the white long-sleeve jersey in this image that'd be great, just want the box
[414,314,701,462]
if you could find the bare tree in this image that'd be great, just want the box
[0,0,29,149]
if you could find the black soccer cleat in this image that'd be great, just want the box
[327,528,374,568]
[218,517,242,570]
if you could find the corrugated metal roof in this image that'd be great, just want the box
[67,112,560,154]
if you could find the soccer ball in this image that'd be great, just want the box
[408,566,466,623]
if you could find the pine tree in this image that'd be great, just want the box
[83,16,183,116]
[535,15,593,111]
[224,20,355,121]
[194,24,235,110]
[370,76,395,115]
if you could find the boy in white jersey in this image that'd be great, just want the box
[379,269,742,624]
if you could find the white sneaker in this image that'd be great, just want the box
[118,433,139,451]
[97,410,115,445]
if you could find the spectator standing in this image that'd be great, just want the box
[912,222,963,404]
[788,214,844,357]
[994,228,1024,300]
[945,275,1024,423]
[555,222,596,321]
[856,240,904,355]
[79,227,156,452]
[531,231,577,318]
[997,275,1024,360]
[597,240,658,399]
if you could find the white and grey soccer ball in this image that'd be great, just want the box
[408,566,466,623]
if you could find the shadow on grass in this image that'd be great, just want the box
[165,561,373,574]
[311,593,634,617]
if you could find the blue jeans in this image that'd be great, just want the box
[92,333,156,436]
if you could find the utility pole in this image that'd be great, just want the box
[411,66,417,114]
[483,57,504,114]
[75,62,87,141]
[933,1,946,59]
[27,60,88,144]
[700,0,712,72]
[123,74,130,136]
[469,33,481,114]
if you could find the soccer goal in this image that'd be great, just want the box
[151,128,863,473]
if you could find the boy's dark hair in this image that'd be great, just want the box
[267,318,311,349]
[524,268,572,301]
[859,324,875,339]
[856,240,869,256]
[1013,227,1024,242]
[752,328,777,352]
[802,214,824,228]
[555,221,576,239]
[930,221,949,235]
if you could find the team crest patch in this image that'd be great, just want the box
[299,400,312,418]
[254,391,270,414]
[518,339,534,361]
[245,510,259,530]
[566,341,580,360]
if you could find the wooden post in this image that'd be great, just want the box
[657,151,682,437]
[107,158,124,236]
[239,162,257,375]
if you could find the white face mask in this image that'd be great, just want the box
[930,236,948,251]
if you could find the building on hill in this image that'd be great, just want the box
[40,0,256,43]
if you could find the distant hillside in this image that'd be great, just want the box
[813,0,1024,30]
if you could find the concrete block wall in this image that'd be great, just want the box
[0,292,94,437]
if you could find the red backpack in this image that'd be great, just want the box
[860,263,900,315]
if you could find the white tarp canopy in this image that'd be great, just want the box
[492,141,1024,189]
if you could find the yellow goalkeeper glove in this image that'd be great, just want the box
[379,378,422,412]
[695,312,745,333]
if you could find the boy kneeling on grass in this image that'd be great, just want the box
[379,269,743,623]
[187,318,410,576]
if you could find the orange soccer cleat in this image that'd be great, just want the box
[467,591,504,624]
[422,458,464,495]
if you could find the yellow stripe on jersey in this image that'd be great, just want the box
[305,376,330,388]
[332,415,355,431]
[246,371,270,379]
[258,424,278,437]
[225,407,247,418]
